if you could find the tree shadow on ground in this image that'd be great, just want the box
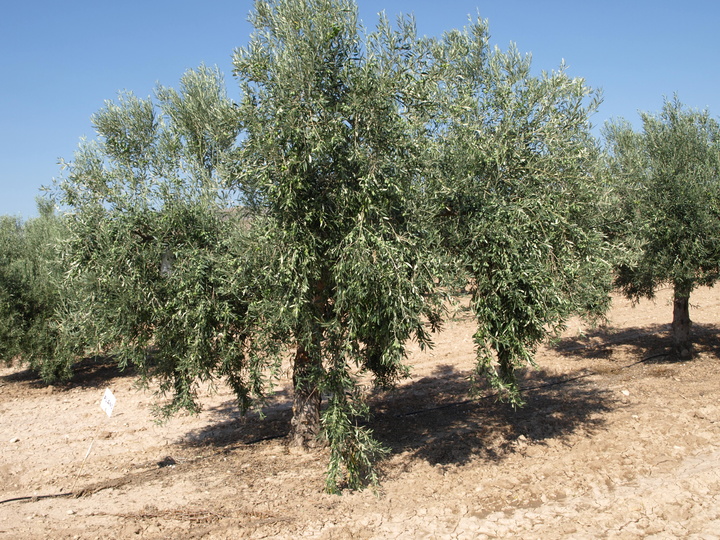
[164,321,719,475]
[181,387,295,449]
[551,322,720,363]
[369,363,614,468]
[182,362,614,472]
[0,355,136,389]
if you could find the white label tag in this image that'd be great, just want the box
[100,388,116,418]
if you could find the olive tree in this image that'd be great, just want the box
[0,200,68,377]
[431,23,613,404]
[52,65,265,415]
[55,1,443,491]
[232,0,444,489]
[53,0,615,491]
[604,97,720,357]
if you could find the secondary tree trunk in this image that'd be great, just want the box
[672,288,692,358]
[289,343,322,449]
[497,345,515,387]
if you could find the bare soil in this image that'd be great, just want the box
[1,287,719,539]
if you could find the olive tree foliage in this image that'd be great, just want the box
[0,200,68,378]
[54,0,444,491]
[429,22,613,404]
[604,97,720,356]
[52,66,277,414]
[51,0,615,492]
[233,0,444,490]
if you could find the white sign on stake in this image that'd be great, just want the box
[72,388,117,493]
[100,388,116,418]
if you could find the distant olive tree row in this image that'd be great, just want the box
[2,0,718,492]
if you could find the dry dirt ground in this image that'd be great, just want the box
[1,287,719,539]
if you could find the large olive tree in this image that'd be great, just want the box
[55,1,444,491]
[52,0,614,491]
[605,97,720,357]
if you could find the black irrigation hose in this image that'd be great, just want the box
[0,492,74,505]
[243,433,287,445]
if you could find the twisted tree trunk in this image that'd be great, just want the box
[289,278,327,449]
[289,343,322,449]
[672,285,692,358]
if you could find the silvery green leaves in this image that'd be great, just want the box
[51,66,255,415]
[49,0,614,492]
[431,21,610,405]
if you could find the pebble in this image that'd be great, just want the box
[9,437,19,443]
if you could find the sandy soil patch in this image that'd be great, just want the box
[1,287,719,539]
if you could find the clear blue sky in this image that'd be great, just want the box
[2,0,718,217]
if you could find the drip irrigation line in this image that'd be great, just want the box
[0,492,74,505]
[243,433,286,445]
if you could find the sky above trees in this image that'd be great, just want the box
[2,0,719,217]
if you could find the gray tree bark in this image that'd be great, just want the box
[289,344,322,449]
[672,288,692,358]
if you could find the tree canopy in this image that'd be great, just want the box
[430,29,611,403]
[41,0,614,491]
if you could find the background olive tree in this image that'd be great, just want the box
[604,96,720,357]
[0,200,68,378]
[52,65,270,416]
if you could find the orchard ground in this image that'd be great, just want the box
[1,286,719,539]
